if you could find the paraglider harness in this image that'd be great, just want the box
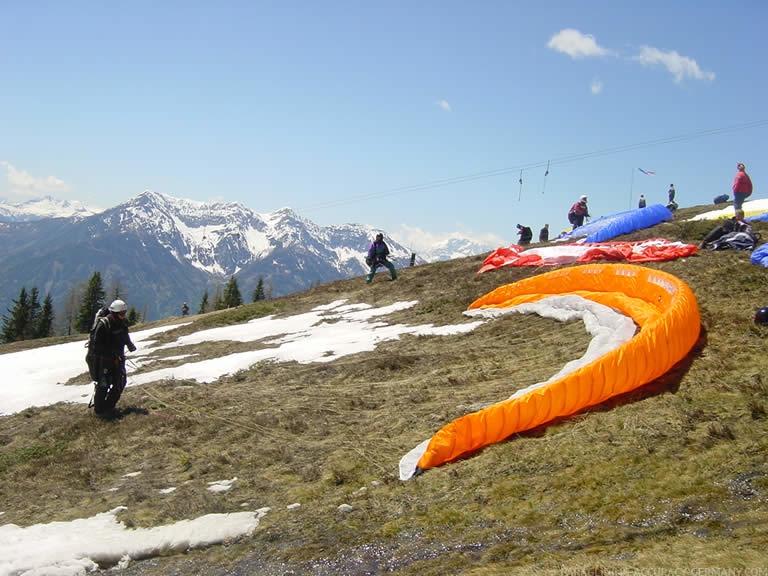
[366,242,390,268]
[85,309,130,412]
[85,307,110,381]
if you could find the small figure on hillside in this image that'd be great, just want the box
[89,299,137,417]
[366,233,397,284]
[539,223,550,243]
[755,307,768,326]
[516,224,533,246]
[568,195,590,228]
[638,195,647,208]
[181,302,189,316]
[668,184,676,204]
[700,209,754,249]
[732,162,753,210]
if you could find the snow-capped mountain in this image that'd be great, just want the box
[0,190,422,322]
[416,237,498,262]
[0,195,99,222]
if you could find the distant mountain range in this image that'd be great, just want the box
[0,191,497,325]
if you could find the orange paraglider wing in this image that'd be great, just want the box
[400,263,700,480]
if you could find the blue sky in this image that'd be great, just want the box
[2,1,767,250]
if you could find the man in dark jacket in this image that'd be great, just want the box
[539,224,549,243]
[90,299,136,415]
[366,233,397,283]
[516,224,533,246]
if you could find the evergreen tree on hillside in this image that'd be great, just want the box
[24,287,42,340]
[220,276,243,309]
[127,307,139,326]
[252,277,265,302]
[75,272,106,333]
[34,293,55,339]
[1,287,30,343]
[198,290,209,315]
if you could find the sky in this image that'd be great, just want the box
[1,287,633,573]
[1,1,768,251]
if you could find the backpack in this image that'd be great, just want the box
[85,307,110,380]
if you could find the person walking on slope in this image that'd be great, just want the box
[539,224,549,242]
[516,224,533,246]
[568,195,590,228]
[89,299,136,416]
[638,195,647,208]
[732,162,753,211]
[366,233,397,284]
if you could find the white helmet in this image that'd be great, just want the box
[109,299,127,313]
[580,195,588,202]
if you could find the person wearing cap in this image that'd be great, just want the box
[365,233,397,284]
[516,224,533,246]
[90,299,137,415]
[638,195,647,208]
[568,195,590,228]
[732,162,753,211]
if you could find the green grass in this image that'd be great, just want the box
[1,203,768,574]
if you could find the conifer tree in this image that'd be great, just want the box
[1,287,30,343]
[252,277,265,302]
[25,287,42,340]
[75,272,106,333]
[127,307,139,326]
[198,290,209,315]
[221,276,243,309]
[33,293,55,339]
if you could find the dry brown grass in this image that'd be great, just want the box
[2,204,768,574]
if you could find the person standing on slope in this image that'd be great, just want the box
[539,224,549,242]
[568,195,590,228]
[90,299,137,416]
[668,184,676,204]
[638,195,647,208]
[366,233,397,284]
[516,224,533,246]
[732,162,753,211]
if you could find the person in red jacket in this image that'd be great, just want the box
[732,162,753,210]
[568,195,590,228]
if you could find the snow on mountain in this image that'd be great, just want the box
[0,189,494,321]
[0,195,99,222]
[415,236,499,262]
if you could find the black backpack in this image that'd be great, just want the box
[85,307,110,380]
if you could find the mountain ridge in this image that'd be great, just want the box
[0,191,496,324]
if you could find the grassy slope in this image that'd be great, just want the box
[1,205,768,575]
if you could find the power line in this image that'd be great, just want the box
[297,119,768,213]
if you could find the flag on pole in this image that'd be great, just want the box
[638,168,656,175]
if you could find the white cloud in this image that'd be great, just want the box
[633,46,715,83]
[436,99,452,112]
[0,161,73,201]
[591,79,604,95]
[547,29,612,59]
